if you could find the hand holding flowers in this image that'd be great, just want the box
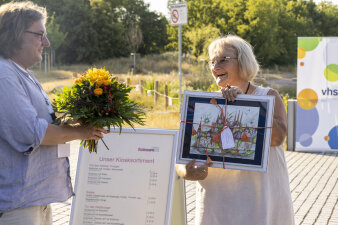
[53,68,145,153]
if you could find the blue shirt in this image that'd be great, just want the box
[0,56,73,213]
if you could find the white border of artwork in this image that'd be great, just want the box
[176,90,274,172]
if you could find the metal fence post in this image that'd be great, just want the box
[287,99,297,151]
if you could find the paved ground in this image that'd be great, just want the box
[52,141,338,225]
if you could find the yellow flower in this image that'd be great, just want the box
[103,80,111,86]
[85,67,111,85]
[93,88,103,96]
[96,80,104,85]
[74,78,81,84]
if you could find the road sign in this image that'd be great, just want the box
[169,2,188,110]
[170,3,188,26]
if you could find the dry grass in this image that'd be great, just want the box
[34,70,73,81]
[135,112,181,129]
[33,70,75,100]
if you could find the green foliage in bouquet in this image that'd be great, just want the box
[53,68,145,153]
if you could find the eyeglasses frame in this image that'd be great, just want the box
[208,56,238,67]
[25,30,48,42]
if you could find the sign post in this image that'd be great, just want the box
[170,2,187,112]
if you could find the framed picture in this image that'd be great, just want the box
[176,90,275,172]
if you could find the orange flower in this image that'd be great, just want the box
[103,80,111,86]
[93,88,103,96]
[74,78,82,84]
[96,80,103,85]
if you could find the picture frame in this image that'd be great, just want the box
[176,90,275,172]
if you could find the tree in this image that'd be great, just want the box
[138,12,169,54]
[46,13,67,51]
[89,0,129,60]
[186,0,222,29]
[237,0,284,65]
[3,0,338,66]
[315,2,338,36]
[55,0,99,63]
[185,24,220,58]
[166,0,222,55]
[125,22,143,53]
[166,0,338,66]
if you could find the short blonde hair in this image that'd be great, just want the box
[208,35,259,81]
[0,1,47,58]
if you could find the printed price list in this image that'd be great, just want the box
[87,164,122,185]
[148,170,158,189]
[145,211,155,225]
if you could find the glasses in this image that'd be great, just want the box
[25,30,48,41]
[208,56,237,67]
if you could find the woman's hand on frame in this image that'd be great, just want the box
[181,157,212,181]
[221,85,243,102]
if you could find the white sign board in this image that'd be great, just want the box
[170,3,188,26]
[296,37,338,151]
[70,128,179,225]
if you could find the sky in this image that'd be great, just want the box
[143,0,169,16]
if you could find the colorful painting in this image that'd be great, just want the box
[190,103,260,160]
[177,91,275,172]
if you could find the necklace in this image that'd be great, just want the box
[245,82,250,94]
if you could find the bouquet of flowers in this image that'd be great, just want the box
[53,68,145,153]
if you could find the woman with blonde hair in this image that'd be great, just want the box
[176,35,294,225]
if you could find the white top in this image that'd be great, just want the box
[195,86,295,225]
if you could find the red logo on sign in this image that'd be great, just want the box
[171,9,179,23]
